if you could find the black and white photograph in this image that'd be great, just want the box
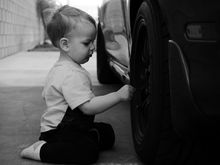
[0,0,220,164]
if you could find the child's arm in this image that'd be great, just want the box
[79,85,135,115]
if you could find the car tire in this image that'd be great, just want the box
[130,1,188,164]
[96,23,121,84]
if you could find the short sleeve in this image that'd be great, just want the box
[61,71,95,110]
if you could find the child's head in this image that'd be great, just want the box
[47,5,96,48]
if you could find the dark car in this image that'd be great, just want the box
[96,0,220,164]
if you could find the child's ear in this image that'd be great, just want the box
[59,38,69,51]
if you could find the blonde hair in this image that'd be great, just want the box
[47,5,96,48]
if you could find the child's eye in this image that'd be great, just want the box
[83,40,92,46]
[83,42,90,46]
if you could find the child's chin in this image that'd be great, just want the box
[81,58,89,64]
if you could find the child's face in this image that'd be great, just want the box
[66,21,96,64]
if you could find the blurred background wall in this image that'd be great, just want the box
[0,0,44,59]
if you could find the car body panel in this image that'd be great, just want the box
[98,0,220,137]
[156,0,220,132]
[98,0,131,68]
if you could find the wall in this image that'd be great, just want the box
[0,0,44,58]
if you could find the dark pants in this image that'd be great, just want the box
[39,107,115,164]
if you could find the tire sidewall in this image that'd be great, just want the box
[130,0,166,163]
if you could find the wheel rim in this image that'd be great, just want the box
[131,17,152,147]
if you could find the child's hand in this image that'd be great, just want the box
[117,85,135,101]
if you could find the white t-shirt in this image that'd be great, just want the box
[40,57,95,132]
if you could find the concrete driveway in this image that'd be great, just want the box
[0,51,142,164]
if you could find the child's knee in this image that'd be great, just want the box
[103,123,115,145]
[94,122,115,150]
